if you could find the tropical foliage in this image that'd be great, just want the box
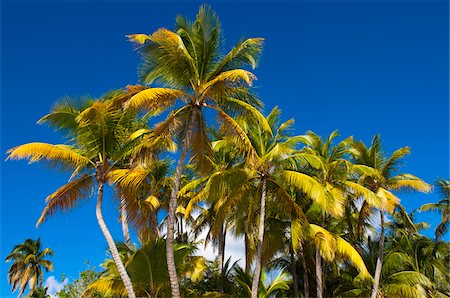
[5,5,449,298]
[5,238,53,297]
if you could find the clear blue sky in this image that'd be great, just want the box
[1,0,448,296]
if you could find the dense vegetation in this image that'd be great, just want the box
[6,5,449,298]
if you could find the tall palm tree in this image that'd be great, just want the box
[7,91,153,298]
[419,178,449,241]
[125,5,266,297]
[5,238,53,297]
[347,135,431,298]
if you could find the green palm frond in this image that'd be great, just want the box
[207,37,264,79]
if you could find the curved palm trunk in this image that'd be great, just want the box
[96,179,136,298]
[121,202,132,249]
[298,240,309,298]
[251,176,267,298]
[166,109,197,298]
[315,247,322,298]
[371,211,385,298]
[290,247,300,298]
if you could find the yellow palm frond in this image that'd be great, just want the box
[345,181,386,211]
[149,28,198,80]
[75,101,111,126]
[205,69,256,91]
[291,218,304,252]
[107,168,149,191]
[184,187,207,218]
[184,256,207,282]
[279,170,335,216]
[179,177,208,198]
[326,184,346,218]
[308,224,336,262]
[335,237,371,278]
[389,177,432,193]
[129,128,151,140]
[176,205,186,215]
[292,152,324,170]
[376,188,400,214]
[309,224,371,278]
[145,195,160,210]
[127,33,151,44]
[224,97,272,135]
[124,88,186,112]
[7,143,91,169]
[37,174,94,226]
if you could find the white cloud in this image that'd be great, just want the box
[44,276,68,298]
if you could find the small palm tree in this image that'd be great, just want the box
[5,238,53,297]
[85,239,206,298]
[419,178,449,241]
[125,5,266,297]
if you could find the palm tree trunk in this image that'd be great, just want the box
[290,247,300,298]
[245,232,251,274]
[251,176,267,298]
[166,108,197,298]
[299,240,309,298]
[218,223,226,293]
[179,215,184,242]
[150,212,159,238]
[121,201,132,249]
[96,179,136,298]
[315,247,322,298]
[371,210,385,298]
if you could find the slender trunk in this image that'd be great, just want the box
[245,232,251,274]
[179,215,184,242]
[316,214,325,298]
[150,212,159,238]
[315,247,322,298]
[251,176,267,298]
[299,240,309,298]
[218,223,226,293]
[96,179,136,298]
[290,247,300,298]
[371,211,385,298]
[121,201,132,249]
[166,108,197,298]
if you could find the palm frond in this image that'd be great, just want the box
[37,174,94,226]
[124,88,186,112]
[7,142,92,169]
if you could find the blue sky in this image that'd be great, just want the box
[1,0,448,296]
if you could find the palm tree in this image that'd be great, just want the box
[347,135,431,298]
[419,178,449,241]
[125,5,266,297]
[7,91,153,298]
[5,238,53,297]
